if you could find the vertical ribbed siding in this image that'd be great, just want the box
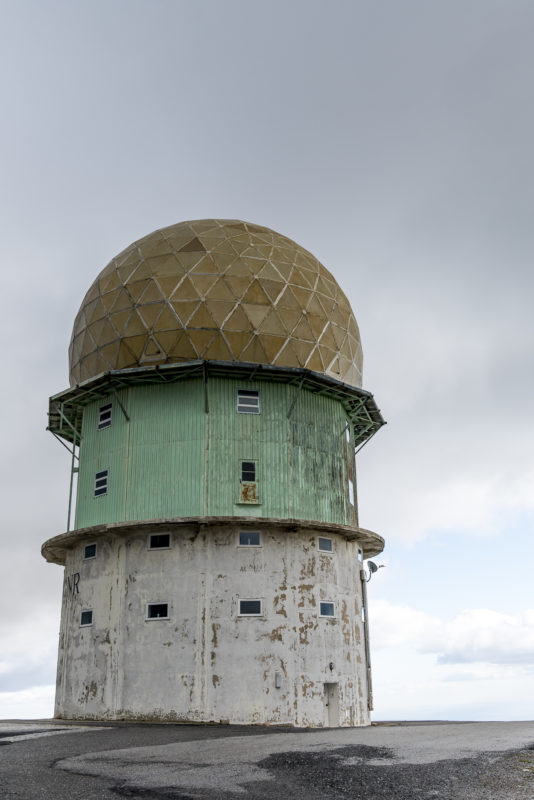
[75,389,130,528]
[206,379,291,518]
[124,380,205,520]
[75,376,353,529]
[288,386,348,522]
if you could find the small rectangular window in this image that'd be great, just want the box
[146,603,169,620]
[84,543,97,559]
[320,602,335,617]
[241,460,256,482]
[239,599,262,616]
[237,389,260,414]
[98,403,112,430]
[80,609,93,626]
[318,536,333,553]
[349,479,355,506]
[239,531,261,547]
[94,470,108,497]
[149,533,170,549]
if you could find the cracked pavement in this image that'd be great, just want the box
[1,720,534,799]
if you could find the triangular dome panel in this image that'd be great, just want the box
[69,219,363,388]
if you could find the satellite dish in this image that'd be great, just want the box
[365,561,385,582]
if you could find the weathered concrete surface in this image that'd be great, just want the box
[54,525,372,726]
[55,721,534,796]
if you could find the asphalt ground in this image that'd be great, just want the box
[1,719,534,799]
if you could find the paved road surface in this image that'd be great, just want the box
[1,719,534,799]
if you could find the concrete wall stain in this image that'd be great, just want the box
[53,484,374,726]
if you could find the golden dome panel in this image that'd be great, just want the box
[69,220,363,387]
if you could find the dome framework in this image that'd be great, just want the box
[69,219,363,388]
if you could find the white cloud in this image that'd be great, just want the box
[0,608,59,693]
[0,686,55,720]
[371,601,534,720]
[435,609,534,665]
[372,599,534,665]
[372,649,534,721]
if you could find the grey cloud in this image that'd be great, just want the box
[0,664,57,694]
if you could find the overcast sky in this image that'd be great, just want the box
[1,0,533,720]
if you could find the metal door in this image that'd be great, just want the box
[324,682,339,727]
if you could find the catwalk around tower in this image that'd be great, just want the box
[42,219,385,726]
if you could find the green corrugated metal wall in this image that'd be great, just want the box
[75,377,356,529]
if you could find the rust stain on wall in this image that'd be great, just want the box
[240,482,258,503]
[211,622,219,649]
[298,613,317,645]
[297,584,315,608]
[79,681,98,704]
[200,607,206,667]
[354,623,361,644]
[341,600,351,645]
[263,625,284,642]
[299,556,316,579]
[279,565,287,593]
[273,593,287,617]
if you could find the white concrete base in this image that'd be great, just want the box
[55,522,371,727]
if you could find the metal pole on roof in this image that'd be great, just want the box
[203,361,209,414]
[66,441,77,533]
[111,386,130,422]
[50,431,79,460]
[286,376,305,418]
[339,397,367,437]
[53,402,80,441]
[360,567,374,711]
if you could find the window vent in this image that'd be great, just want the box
[98,403,112,430]
[149,533,170,549]
[239,531,261,546]
[241,461,256,482]
[146,603,169,619]
[84,543,97,559]
[239,460,258,503]
[80,609,93,626]
[239,599,262,616]
[318,536,333,553]
[320,602,335,617]
[94,470,108,497]
[237,390,260,414]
